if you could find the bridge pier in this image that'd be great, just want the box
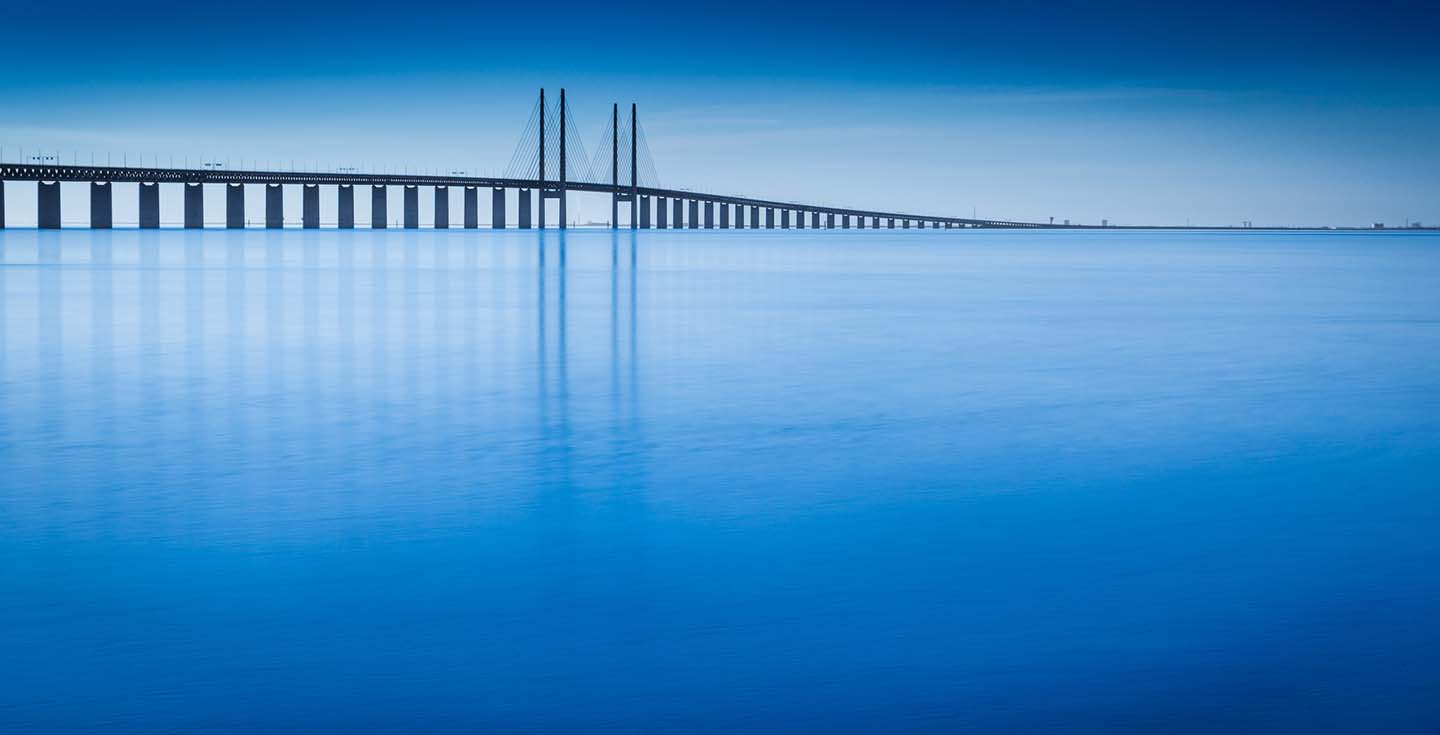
[434,186,449,229]
[749,206,759,229]
[764,208,773,229]
[90,182,112,229]
[140,183,159,228]
[403,186,418,228]
[781,209,790,229]
[38,182,61,229]
[673,198,684,229]
[266,184,284,228]
[0,181,5,229]
[518,189,532,229]
[843,215,851,229]
[903,219,910,229]
[688,199,699,229]
[464,187,478,228]
[705,201,714,228]
[640,196,651,228]
[372,186,387,228]
[492,188,506,228]
[303,184,320,228]
[809,211,819,229]
[184,183,204,229]
[719,203,729,229]
[227,184,244,228]
[656,197,668,228]
[338,185,355,229]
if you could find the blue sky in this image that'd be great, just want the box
[3,0,1438,226]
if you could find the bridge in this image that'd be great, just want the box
[0,88,1050,231]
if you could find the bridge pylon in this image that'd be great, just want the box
[536,88,570,229]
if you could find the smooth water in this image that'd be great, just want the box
[1,229,1438,732]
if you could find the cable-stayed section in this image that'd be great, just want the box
[584,107,630,186]
[505,92,660,188]
[560,99,594,183]
[503,96,543,181]
[635,119,660,188]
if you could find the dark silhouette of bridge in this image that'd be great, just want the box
[0,88,1050,231]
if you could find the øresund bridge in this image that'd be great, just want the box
[0,89,1052,231]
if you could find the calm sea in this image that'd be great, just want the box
[2,229,1438,732]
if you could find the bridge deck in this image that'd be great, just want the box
[0,163,1046,228]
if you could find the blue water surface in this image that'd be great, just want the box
[1,229,1438,732]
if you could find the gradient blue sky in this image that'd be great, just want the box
[3,0,1438,226]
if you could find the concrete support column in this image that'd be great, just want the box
[797,210,806,229]
[403,186,418,229]
[184,183,204,229]
[811,212,820,229]
[492,188,506,228]
[0,181,5,229]
[857,215,866,229]
[719,203,729,229]
[303,184,320,229]
[226,184,244,228]
[781,209,790,229]
[704,201,714,228]
[518,189,532,229]
[371,186,388,228]
[750,206,761,229]
[266,184,284,229]
[656,197,668,228]
[689,199,699,229]
[139,183,159,229]
[36,182,62,229]
[434,186,449,229]
[673,198,684,229]
[464,186,478,228]
[765,208,774,229]
[640,196,651,229]
[826,213,835,229]
[903,219,910,229]
[338,185,355,229]
[90,182,113,229]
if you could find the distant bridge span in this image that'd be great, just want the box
[0,89,1052,230]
